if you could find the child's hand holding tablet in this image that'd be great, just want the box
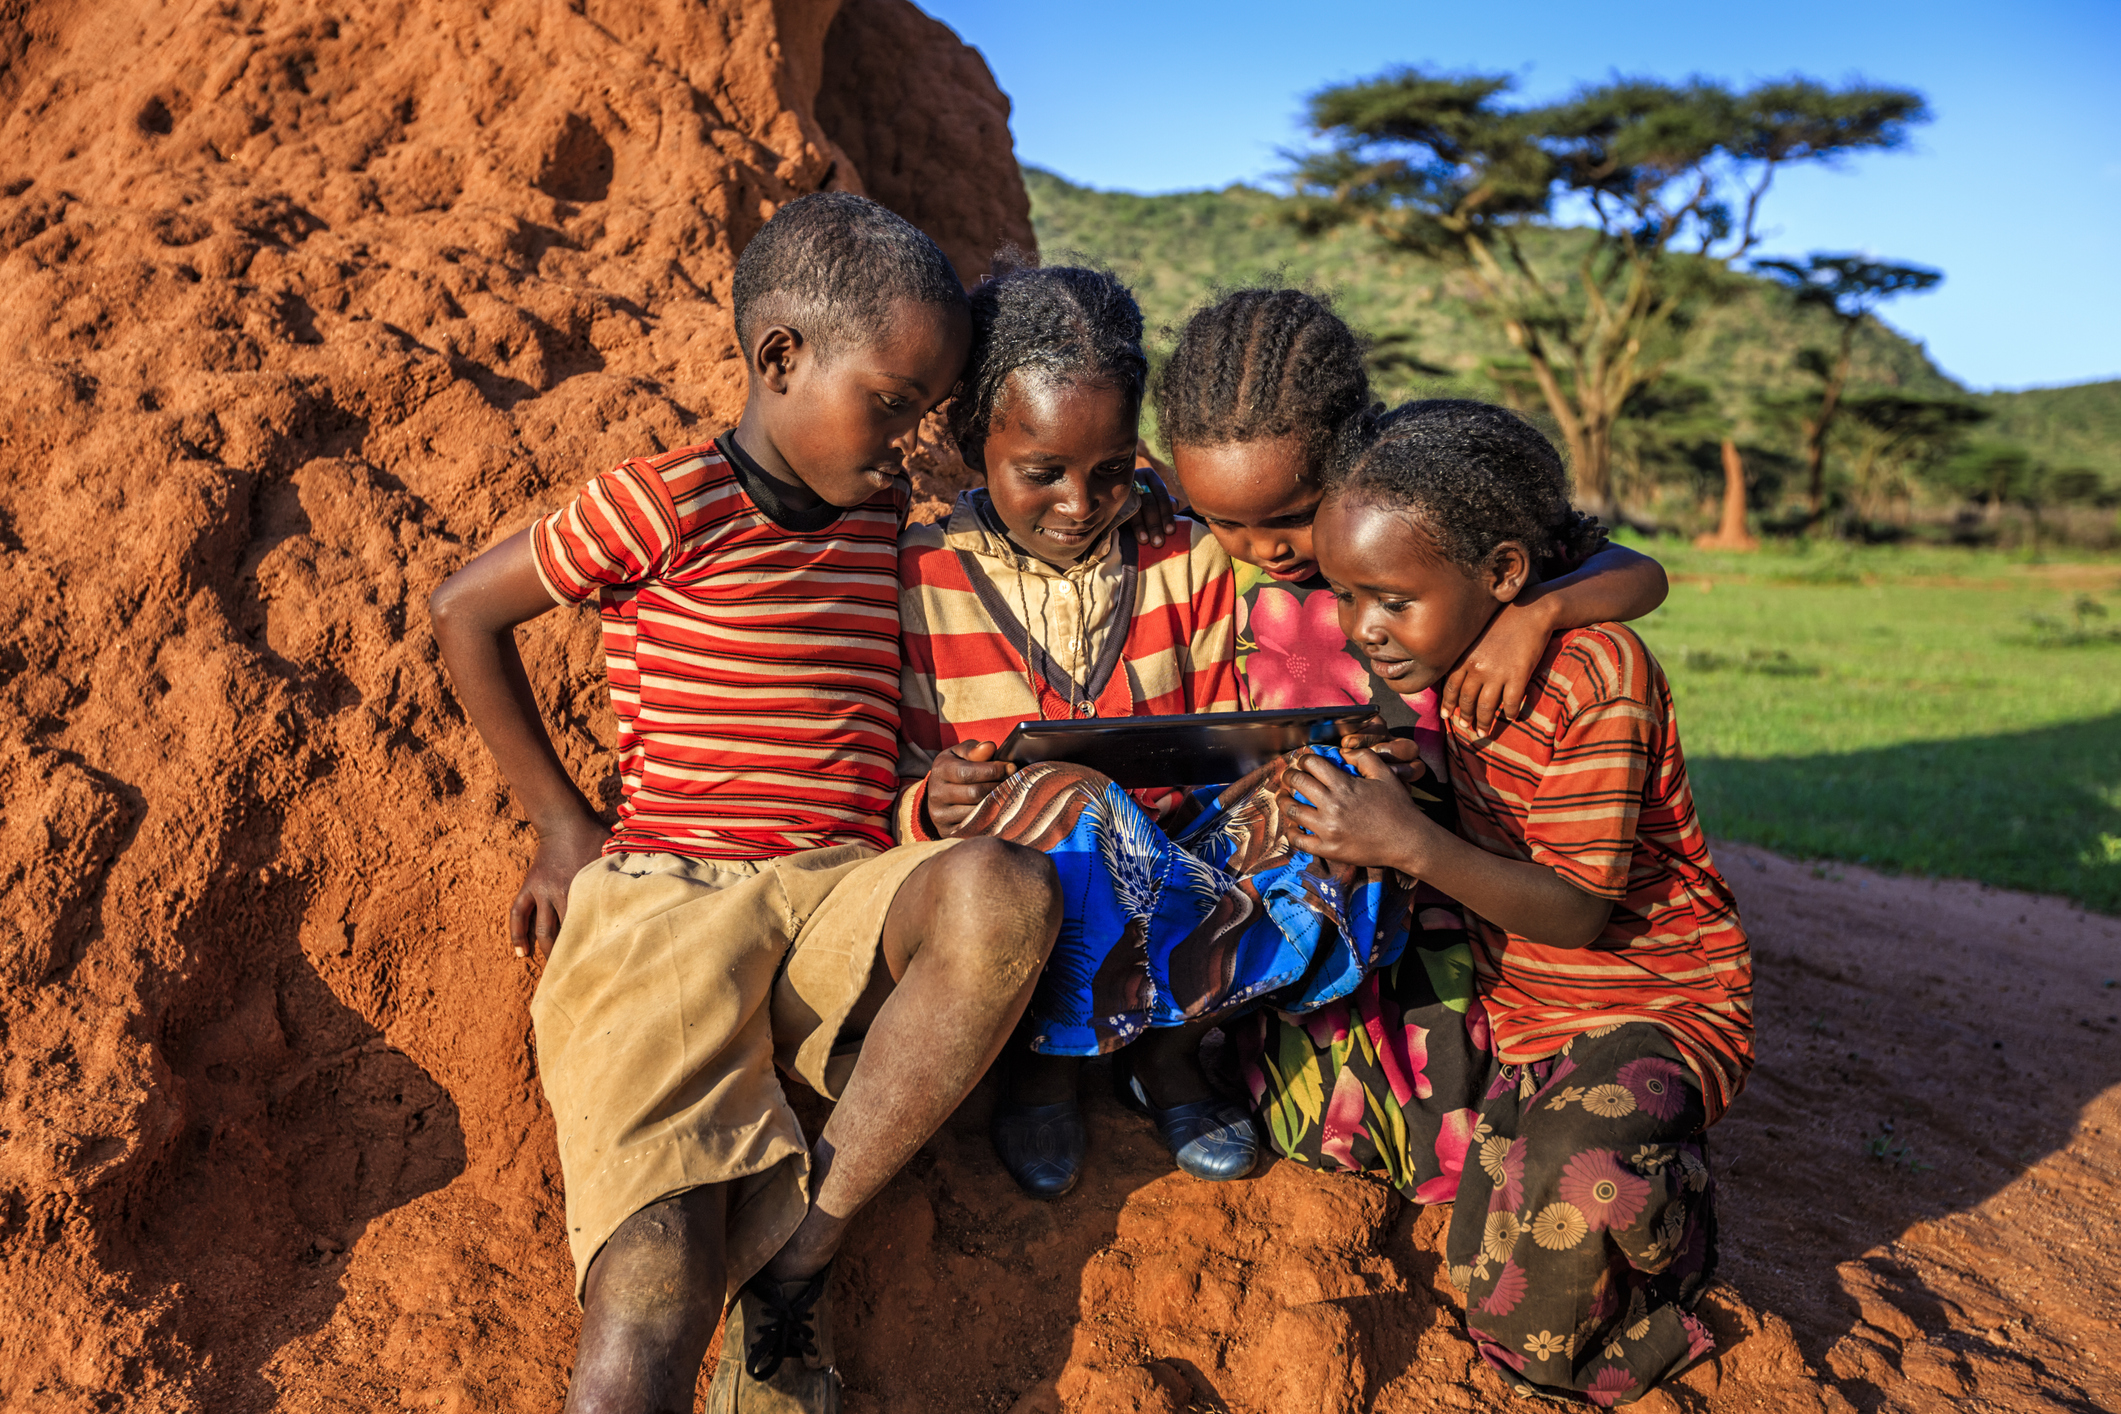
[921,740,1017,834]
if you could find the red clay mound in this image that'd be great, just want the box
[5,3,2120,1412]
[0,2,1027,1407]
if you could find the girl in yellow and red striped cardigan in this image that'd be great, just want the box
[893,259,1266,1196]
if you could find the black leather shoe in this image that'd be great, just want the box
[707,1263,840,1412]
[991,1097,1086,1198]
[1116,1064,1259,1182]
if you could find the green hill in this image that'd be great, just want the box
[1976,380,2121,481]
[1024,166,2116,501]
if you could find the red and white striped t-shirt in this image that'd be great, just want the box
[1447,624,1753,1121]
[532,437,905,861]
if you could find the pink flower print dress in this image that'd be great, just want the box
[1233,564,1453,786]
[1239,577,1371,708]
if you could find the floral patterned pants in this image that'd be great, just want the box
[1451,1025,1717,1406]
[1245,969,1718,1408]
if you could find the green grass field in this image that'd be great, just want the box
[1622,538,2121,913]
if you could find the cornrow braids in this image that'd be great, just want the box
[1328,399,1606,573]
[1154,288,1373,477]
[948,252,1148,469]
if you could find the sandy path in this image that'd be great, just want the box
[1686,845,2121,1413]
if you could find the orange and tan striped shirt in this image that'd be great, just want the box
[1446,624,1752,1120]
[533,436,905,861]
[894,491,1242,839]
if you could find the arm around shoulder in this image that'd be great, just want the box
[1537,541,1669,625]
[1441,542,1669,734]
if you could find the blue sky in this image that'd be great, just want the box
[917,1,2120,391]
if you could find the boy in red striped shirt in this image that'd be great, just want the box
[431,194,1062,1414]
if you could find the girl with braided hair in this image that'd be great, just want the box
[893,260,1445,1198]
[1252,399,1751,1406]
[893,255,1254,1196]
[1155,288,1665,739]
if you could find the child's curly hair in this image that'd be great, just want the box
[1328,399,1607,571]
[1153,288,1372,476]
[948,250,1147,470]
[731,191,965,359]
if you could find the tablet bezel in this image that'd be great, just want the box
[995,706,1366,787]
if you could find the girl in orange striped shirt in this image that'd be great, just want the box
[1258,399,1751,1406]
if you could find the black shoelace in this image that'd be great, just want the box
[742,1266,830,1380]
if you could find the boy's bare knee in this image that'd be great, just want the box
[569,1191,724,1414]
[583,1188,725,1320]
[998,838,1063,911]
[924,838,1059,979]
[945,837,1060,909]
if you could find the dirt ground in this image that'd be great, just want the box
[214,845,2118,1414]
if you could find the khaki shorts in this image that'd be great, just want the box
[531,839,959,1304]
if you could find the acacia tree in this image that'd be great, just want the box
[1288,71,1927,516]
[1835,391,1987,521]
[1753,255,1942,519]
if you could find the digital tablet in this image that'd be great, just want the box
[996,707,1367,788]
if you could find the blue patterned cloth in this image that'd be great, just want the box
[953,749,1450,1056]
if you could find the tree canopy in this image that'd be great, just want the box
[1288,68,1928,515]
[1837,392,1989,516]
[1754,254,1945,518]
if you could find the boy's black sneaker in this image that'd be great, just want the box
[707,1264,839,1414]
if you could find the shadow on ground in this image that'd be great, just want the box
[1692,713,2121,913]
